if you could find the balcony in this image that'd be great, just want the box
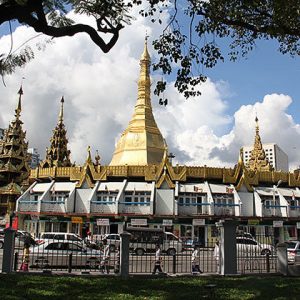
[262,204,287,217]
[40,200,66,214]
[119,201,151,215]
[288,206,300,218]
[90,200,117,215]
[18,199,38,212]
[213,203,238,216]
[178,202,210,216]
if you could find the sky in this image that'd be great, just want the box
[0,8,300,170]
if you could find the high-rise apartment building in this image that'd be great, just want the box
[27,148,41,169]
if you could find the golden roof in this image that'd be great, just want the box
[246,117,273,172]
[40,97,72,168]
[109,38,166,166]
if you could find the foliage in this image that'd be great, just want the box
[0,274,300,299]
[0,1,300,100]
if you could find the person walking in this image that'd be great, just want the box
[100,239,110,274]
[152,244,163,275]
[214,241,220,272]
[191,245,203,274]
[20,242,30,272]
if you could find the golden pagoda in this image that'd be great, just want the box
[0,87,30,216]
[109,37,166,166]
[40,97,72,168]
[246,117,273,172]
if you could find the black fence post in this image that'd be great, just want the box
[68,253,72,273]
[2,228,16,273]
[172,254,176,274]
[266,253,270,273]
[14,252,19,272]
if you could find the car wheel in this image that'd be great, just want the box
[261,249,271,255]
[35,258,49,269]
[167,248,176,256]
[0,241,3,249]
[135,248,144,256]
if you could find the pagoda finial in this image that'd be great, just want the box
[15,86,23,118]
[58,96,64,124]
[141,33,150,61]
[86,145,92,163]
[246,116,273,172]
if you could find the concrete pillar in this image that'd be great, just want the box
[216,219,237,275]
[120,231,131,279]
[2,228,16,273]
[277,243,288,276]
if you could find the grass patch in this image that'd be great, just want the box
[0,274,299,300]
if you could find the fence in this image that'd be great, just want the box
[0,228,280,276]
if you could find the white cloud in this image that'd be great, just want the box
[1,10,300,171]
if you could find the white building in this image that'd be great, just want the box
[27,148,41,169]
[242,143,288,172]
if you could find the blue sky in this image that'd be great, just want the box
[0,8,300,169]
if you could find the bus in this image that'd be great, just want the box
[126,227,183,256]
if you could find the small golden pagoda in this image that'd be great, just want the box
[40,97,72,168]
[0,87,30,216]
[109,37,166,166]
[246,117,273,172]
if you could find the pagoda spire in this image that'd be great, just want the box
[246,116,273,172]
[40,97,71,168]
[109,37,166,166]
[15,86,23,119]
[0,87,30,214]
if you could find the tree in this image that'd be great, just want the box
[1,1,300,100]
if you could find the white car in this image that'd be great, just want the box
[236,237,274,255]
[29,240,103,269]
[36,232,83,245]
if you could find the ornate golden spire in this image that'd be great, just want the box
[246,117,273,172]
[40,97,71,168]
[109,38,166,166]
[0,87,30,214]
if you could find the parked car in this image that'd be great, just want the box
[0,230,36,249]
[236,237,274,255]
[284,240,300,264]
[36,232,83,245]
[29,240,103,269]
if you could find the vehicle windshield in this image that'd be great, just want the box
[285,242,297,248]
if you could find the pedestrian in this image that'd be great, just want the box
[214,241,220,272]
[152,244,163,275]
[100,239,110,274]
[191,245,203,274]
[114,246,120,274]
[20,242,30,272]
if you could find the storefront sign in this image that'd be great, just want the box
[162,219,173,226]
[71,217,83,224]
[248,219,260,225]
[131,219,147,226]
[96,218,110,226]
[31,215,39,221]
[273,221,283,228]
[192,219,205,226]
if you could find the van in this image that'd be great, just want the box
[126,227,182,256]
